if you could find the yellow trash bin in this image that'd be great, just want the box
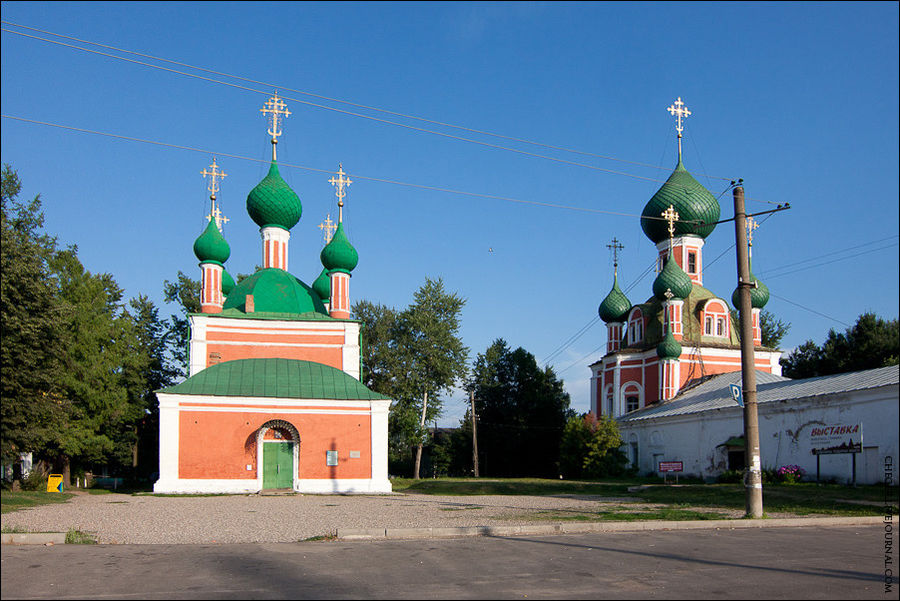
[46,474,64,493]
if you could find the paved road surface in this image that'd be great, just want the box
[1,525,890,599]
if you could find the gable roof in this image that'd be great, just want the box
[619,365,899,423]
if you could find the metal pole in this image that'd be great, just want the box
[733,182,764,518]
[470,390,480,478]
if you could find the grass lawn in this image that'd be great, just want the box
[1,491,74,515]
[392,477,898,517]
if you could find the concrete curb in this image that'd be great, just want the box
[336,516,884,541]
[1,533,67,545]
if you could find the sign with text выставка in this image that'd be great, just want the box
[809,424,863,455]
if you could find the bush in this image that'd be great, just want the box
[775,465,805,484]
[717,469,743,483]
[20,469,47,491]
[559,414,629,479]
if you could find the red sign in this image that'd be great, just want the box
[658,461,683,473]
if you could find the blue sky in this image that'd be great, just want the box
[2,2,898,426]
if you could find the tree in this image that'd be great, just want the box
[781,312,899,378]
[162,271,201,377]
[467,340,574,478]
[729,308,791,349]
[353,278,469,478]
[121,295,179,476]
[47,248,138,482]
[0,165,66,463]
[559,413,628,479]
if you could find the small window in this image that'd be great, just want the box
[716,317,726,337]
[606,393,614,416]
[688,252,697,274]
[626,395,639,412]
[705,316,713,335]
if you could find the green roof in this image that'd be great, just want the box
[246,162,303,230]
[223,268,327,315]
[640,158,721,243]
[193,220,231,264]
[312,267,331,303]
[598,275,632,323]
[221,270,236,296]
[656,328,682,359]
[320,222,358,274]
[653,255,693,300]
[731,272,770,309]
[161,358,389,400]
[620,284,744,352]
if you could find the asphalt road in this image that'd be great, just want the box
[0,525,892,599]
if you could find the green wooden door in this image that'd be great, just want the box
[263,442,294,489]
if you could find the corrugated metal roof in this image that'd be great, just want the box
[619,365,899,423]
[161,358,389,401]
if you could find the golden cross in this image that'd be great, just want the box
[318,214,337,244]
[200,158,227,200]
[606,237,624,276]
[667,97,691,158]
[260,92,291,160]
[746,215,759,247]
[328,164,352,222]
[207,205,230,233]
[662,205,680,239]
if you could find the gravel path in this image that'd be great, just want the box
[0,491,741,544]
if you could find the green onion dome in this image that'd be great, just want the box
[653,256,694,300]
[731,272,770,310]
[246,162,302,230]
[657,328,682,360]
[221,270,236,296]
[641,158,720,244]
[223,268,327,315]
[312,267,331,304]
[193,220,231,264]
[320,222,358,274]
[598,276,632,323]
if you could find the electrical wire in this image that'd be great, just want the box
[1,20,733,181]
[0,114,660,219]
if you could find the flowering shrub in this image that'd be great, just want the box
[776,464,805,484]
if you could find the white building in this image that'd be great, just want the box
[617,365,899,484]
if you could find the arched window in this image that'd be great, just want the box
[627,308,644,345]
[702,299,729,339]
[622,382,643,413]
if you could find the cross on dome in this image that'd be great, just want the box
[607,237,624,276]
[329,164,352,223]
[661,204,680,255]
[201,158,227,200]
[260,92,291,161]
[201,158,229,233]
[318,214,337,244]
[667,97,691,158]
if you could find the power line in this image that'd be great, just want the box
[2,20,733,181]
[756,236,899,278]
[769,293,850,327]
[0,114,660,219]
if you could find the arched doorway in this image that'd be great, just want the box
[256,420,300,490]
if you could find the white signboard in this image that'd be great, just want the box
[809,423,863,455]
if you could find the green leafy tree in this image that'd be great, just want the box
[559,413,628,479]
[467,339,574,478]
[729,309,791,349]
[163,271,201,376]
[353,278,469,478]
[47,248,137,482]
[0,165,67,462]
[121,295,179,476]
[782,312,899,378]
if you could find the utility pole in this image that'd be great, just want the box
[470,390,480,477]
[733,181,764,518]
